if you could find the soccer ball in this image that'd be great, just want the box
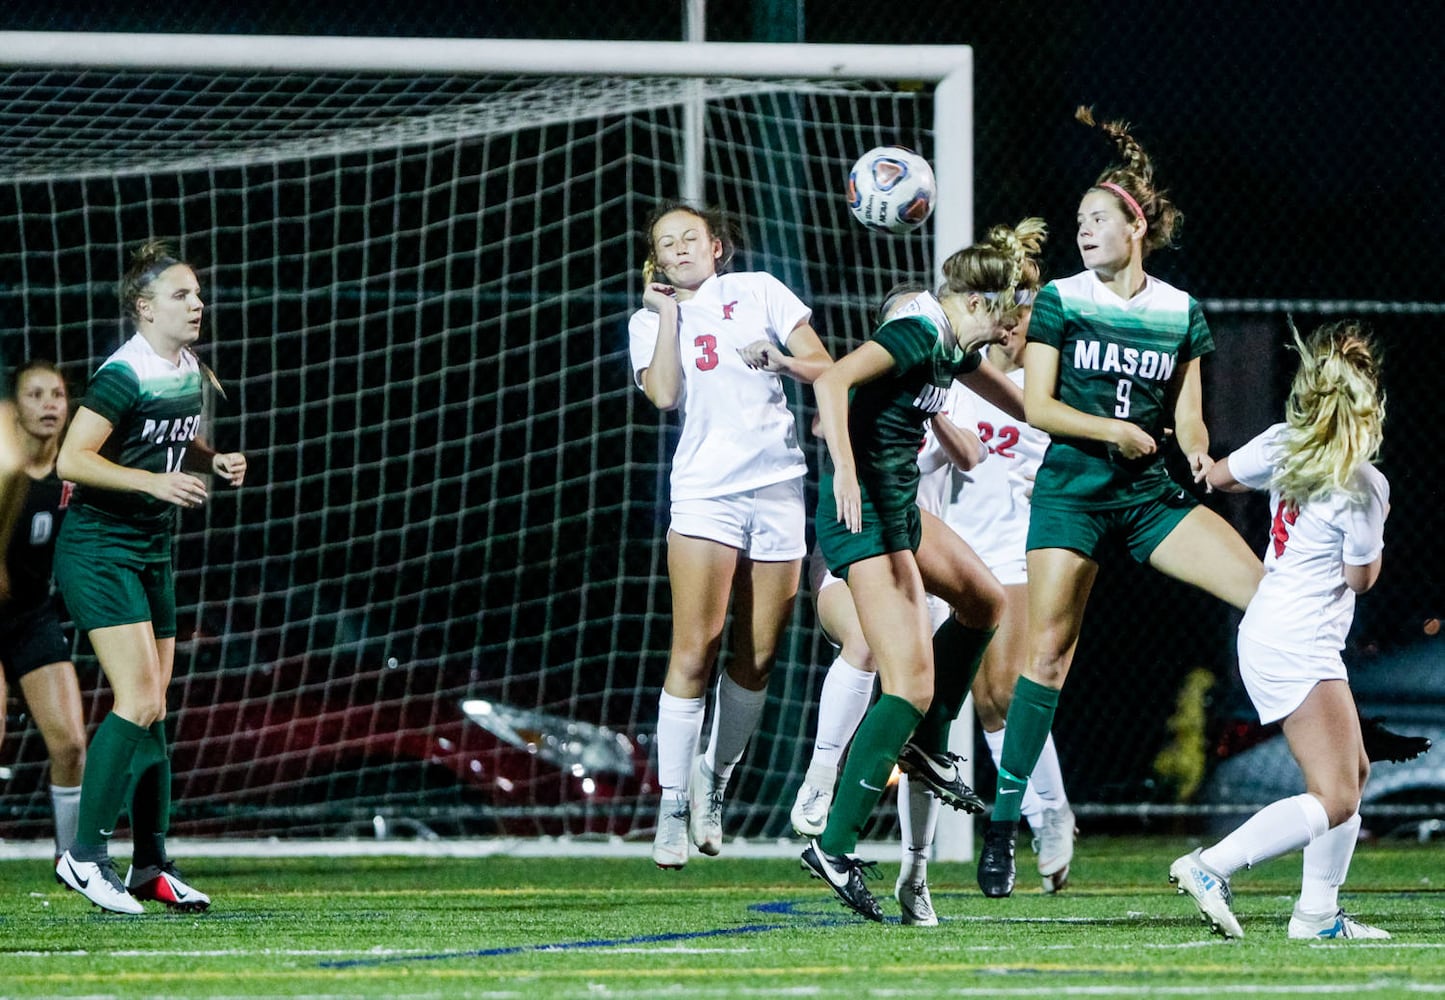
[847,146,936,234]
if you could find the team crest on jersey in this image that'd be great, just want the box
[721,300,738,320]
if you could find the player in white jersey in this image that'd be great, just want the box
[629,202,833,869]
[934,292,1077,894]
[1170,321,1392,941]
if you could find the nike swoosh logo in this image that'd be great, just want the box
[170,881,192,900]
[98,828,114,838]
[999,789,1020,796]
[859,779,883,792]
[65,858,89,890]
[812,848,850,889]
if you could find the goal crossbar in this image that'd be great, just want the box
[0,33,968,81]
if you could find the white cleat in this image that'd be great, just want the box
[895,875,939,927]
[56,851,145,915]
[1288,907,1391,940]
[125,862,211,913]
[1169,849,1244,939]
[688,755,724,857]
[651,797,690,869]
[790,769,836,838]
[1033,805,1077,893]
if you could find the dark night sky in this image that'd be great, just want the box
[4,1,1440,300]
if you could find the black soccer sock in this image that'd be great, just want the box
[910,621,995,755]
[128,721,172,869]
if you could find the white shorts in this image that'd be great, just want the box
[670,478,806,561]
[1237,633,1348,724]
[987,556,1028,588]
[808,546,844,596]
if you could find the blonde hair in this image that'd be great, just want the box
[1273,320,1384,507]
[1076,106,1182,255]
[939,217,1047,313]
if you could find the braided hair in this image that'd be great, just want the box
[1076,106,1182,256]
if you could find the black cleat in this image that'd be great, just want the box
[977,820,1018,898]
[1359,715,1433,764]
[896,743,986,813]
[801,839,884,922]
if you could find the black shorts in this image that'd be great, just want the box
[0,604,72,684]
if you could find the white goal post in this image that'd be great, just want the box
[0,32,973,289]
[0,32,975,860]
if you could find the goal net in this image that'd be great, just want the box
[0,36,969,845]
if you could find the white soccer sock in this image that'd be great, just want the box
[705,672,768,784]
[984,726,1048,825]
[1029,733,1069,813]
[1298,811,1361,915]
[1200,792,1330,878]
[50,784,82,856]
[811,656,876,772]
[896,773,938,877]
[656,691,705,796]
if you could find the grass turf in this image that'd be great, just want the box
[0,834,1440,998]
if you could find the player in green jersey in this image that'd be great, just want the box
[801,219,1045,921]
[974,109,1265,897]
[52,241,246,914]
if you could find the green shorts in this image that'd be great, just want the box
[1026,484,1198,564]
[815,491,921,581]
[53,509,177,638]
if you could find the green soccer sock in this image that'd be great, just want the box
[71,713,150,860]
[909,621,995,755]
[820,694,923,857]
[128,721,172,869]
[993,676,1061,823]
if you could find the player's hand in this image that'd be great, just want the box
[738,340,786,372]
[833,467,863,534]
[151,471,209,508]
[213,452,247,487]
[642,282,678,314]
[1111,422,1158,461]
[1186,451,1215,491]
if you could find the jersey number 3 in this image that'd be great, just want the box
[694,334,719,371]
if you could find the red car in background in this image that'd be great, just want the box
[2,654,652,841]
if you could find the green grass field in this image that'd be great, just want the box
[0,835,1440,998]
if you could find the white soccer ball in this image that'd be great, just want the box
[847,146,936,234]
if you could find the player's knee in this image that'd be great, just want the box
[1318,783,1363,828]
[50,739,85,783]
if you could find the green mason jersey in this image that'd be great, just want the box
[821,292,983,519]
[1027,270,1213,510]
[74,333,205,529]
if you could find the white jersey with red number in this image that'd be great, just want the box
[1232,422,1389,655]
[922,368,1046,573]
[629,271,811,502]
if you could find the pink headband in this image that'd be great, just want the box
[1099,182,1146,233]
